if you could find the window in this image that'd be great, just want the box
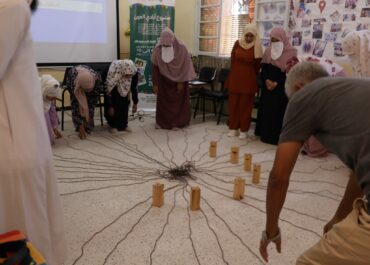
[198,0,253,57]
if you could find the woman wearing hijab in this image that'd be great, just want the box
[40,74,62,144]
[255,27,297,145]
[151,28,196,130]
[286,55,346,157]
[226,24,263,139]
[105,59,139,133]
[65,65,102,139]
[342,30,370,77]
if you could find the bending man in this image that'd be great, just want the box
[259,61,370,265]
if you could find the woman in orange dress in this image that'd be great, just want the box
[226,24,262,139]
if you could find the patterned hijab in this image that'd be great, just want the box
[239,24,263,58]
[342,30,370,77]
[286,56,346,77]
[75,66,97,121]
[151,28,196,82]
[40,74,61,113]
[106,60,137,97]
[261,27,297,72]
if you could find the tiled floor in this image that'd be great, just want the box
[53,111,348,265]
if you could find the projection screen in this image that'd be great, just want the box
[31,0,119,65]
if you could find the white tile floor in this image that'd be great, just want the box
[53,111,349,265]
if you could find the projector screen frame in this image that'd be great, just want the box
[36,0,120,67]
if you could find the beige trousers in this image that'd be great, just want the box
[296,198,370,265]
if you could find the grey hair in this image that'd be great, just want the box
[285,61,329,98]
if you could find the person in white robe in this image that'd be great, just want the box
[0,0,66,264]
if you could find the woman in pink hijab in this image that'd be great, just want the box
[255,27,297,145]
[151,28,196,130]
[65,65,102,139]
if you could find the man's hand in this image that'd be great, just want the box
[153,85,159,94]
[132,104,138,114]
[79,124,86,139]
[259,229,282,262]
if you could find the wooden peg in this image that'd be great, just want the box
[152,183,164,207]
[244,154,252,171]
[209,141,217,158]
[233,177,245,200]
[230,146,239,164]
[190,186,201,211]
[252,163,261,184]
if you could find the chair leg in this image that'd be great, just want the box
[217,101,224,125]
[193,96,200,119]
[202,96,205,122]
[99,95,104,126]
[61,93,65,131]
[213,99,217,116]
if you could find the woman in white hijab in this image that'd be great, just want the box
[40,74,62,144]
[342,30,370,77]
[105,59,139,133]
[226,24,263,139]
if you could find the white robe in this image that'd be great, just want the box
[0,1,66,264]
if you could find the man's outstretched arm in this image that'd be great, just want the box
[260,141,302,262]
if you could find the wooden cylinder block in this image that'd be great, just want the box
[233,177,245,200]
[209,141,217,158]
[252,163,261,184]
[244,153,252,171]
[152,183,164,207]
[190,186,201,211]
[230,146,239,164]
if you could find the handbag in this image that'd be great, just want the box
[0,231,46,265]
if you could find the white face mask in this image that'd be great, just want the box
[348,54,361,76]
[270,42,284,60]
[161,46,174,63]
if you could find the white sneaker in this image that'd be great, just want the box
[239,132,247,139]
[124,126,132,133]
[227,130,239,137]
[109,128,118,134]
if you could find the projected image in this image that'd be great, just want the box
[31,0,107,43]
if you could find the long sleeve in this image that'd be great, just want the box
[0,3,30,79]
[152,64,160,87]
[230,41,238,69]
[254,58,262,75]
[49,101,59,128]
[131,73,139,105]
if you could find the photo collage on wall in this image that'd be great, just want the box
[287,0,369,58]
[256,1,288,47]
